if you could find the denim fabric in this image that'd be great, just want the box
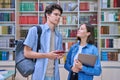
[44,76,54,80]
[64,42,102,80]
[24,23,62,80]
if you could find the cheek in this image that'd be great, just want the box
[77,31,86,37]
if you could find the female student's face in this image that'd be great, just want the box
[47,9,61,25]
[77,24,90,38]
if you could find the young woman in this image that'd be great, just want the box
[64,23,102,80]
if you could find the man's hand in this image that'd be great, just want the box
[47,51,59,59]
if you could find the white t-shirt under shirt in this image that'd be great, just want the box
[46,31,55,77]
[73,45,84,65]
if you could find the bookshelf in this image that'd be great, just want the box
[0,0,15,71]
[79,0,99,46]
[100,0,120,62]
[58,0,78,64]
[0,0,120,80]
[100,0,120,80]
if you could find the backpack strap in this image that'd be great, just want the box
[36,25,42,52]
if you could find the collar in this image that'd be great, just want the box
[44,23,59,36]
[77,41,90,48]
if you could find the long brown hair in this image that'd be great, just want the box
[77,23,95,44]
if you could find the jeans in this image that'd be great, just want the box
[70,72,78,80]
[44,76,54,80]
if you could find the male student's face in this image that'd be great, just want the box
[47,9,61,25]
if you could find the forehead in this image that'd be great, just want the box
[80,24,86,29]
[52,9,61,13]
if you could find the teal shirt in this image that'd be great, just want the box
[64,42,102,80]
[24,23,63,80]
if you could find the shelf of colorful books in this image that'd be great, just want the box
[0,25,15,34]
[101,0,120,9]
[0,8,15,11]
[59,1,78,12]
[0,61,15,66]
[0,0,15,9]
[0,50,15,61]
[59,28,77,39]
[101,50,120,62]
[0,0,15,66]
[79,14,98,25]
[59,15,78,25]
[79,0,98,11]
[100,38,120,49]
[39,0,57,11]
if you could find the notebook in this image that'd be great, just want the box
[78,54,97,67]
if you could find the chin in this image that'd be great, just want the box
[54,23,58,25]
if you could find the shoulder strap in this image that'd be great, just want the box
[36,26,42,52]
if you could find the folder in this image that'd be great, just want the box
[78,54,97,67]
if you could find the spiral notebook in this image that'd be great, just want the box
[78,54,97,67]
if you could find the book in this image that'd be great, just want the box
[54,50,65,54]
[0,70,8,74]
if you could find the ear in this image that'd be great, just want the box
[46,13,50,20]
[87,32,91,36]
[46,13,49,17]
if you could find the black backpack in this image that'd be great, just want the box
[14,26,42,77]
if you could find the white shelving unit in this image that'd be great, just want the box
[1,0,120,80]
[0,0,16,71]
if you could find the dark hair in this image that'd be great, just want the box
[44,3,63,20]
[77,23,95,44]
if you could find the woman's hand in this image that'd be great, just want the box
[71,66,80,73]
[74,59,83,70]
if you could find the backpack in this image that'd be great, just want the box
[14,26,42,77]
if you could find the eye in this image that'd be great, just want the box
[53,13,61,17]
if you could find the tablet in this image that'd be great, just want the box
[78,54,97,67]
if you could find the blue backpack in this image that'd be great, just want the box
[15,26,42,77]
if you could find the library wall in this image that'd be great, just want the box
[0,0,120,80]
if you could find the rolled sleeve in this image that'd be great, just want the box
[24,27,37,49]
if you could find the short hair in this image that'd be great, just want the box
[44,3,63,20]
[77,23,95,44]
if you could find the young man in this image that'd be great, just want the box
[23,3,63,80]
